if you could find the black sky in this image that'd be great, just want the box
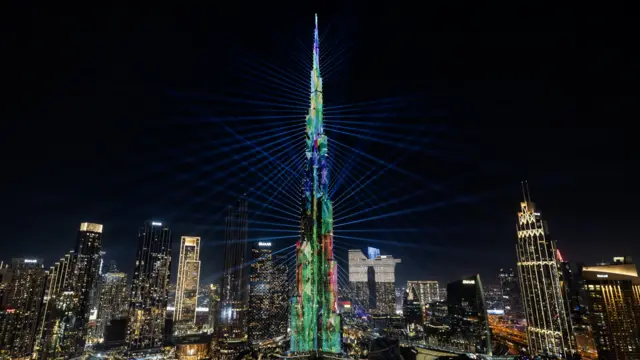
[2,4,638,286]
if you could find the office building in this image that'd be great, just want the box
[498,268,524,320]
[270,254,289,338]
[348,248,401,314]
[0,258,47,358]
[403,286,424,333]
[515,188,575,356]
[248,241,273,343]
[219,198,249,343]
[34,251,74,359]
[582,257,640,360]
[407,280,439,308]
[59,222,104,355]
[447,275,492,355]
[127,220,172,350]
[174,236,201,329]
[97,268,128,342]
[208,284,219,334]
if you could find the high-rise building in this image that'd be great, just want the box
[34,251,74,359]
[208,284,220,333]
[515,186,574,356]
[270,254,289,338]
[219,198,249,344]
[127,220,172,350]
[52,222,104,357]
[174,236,201,328]
[248,241,273,343]
[248,242,290,344]
[0,258,47,358]
[403,286,424,332]
[97,268,128,342]
[447,274,492,355]
[498,268,524,320]
[407,280,439,308]
[348,248,401,315]
[582,257,640,360]
[290,15,340,354]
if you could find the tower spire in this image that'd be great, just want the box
[313,13,320,75]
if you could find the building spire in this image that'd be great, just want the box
[313,13,320,75]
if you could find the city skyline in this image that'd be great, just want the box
[1,7,638,359]
[2,10,637,288]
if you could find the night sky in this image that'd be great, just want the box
[2,5,637,287]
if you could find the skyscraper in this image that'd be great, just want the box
[0,258,47,358]
[582,257,640,360]
[407,280,440,308]
[35,251,74,359]
[219,198,249,342]
[57,222,104,356]
[270,254,289,338]
[516,186,574,356]
[97,268,128,341]
[248,241,273,343]
[207,284,219,333]
[290,15,341,354]
[447,274,492,355]
[498,268,524,321]
[174,236,201,328]
[127,220,172,350]
[348,249,401,315]
[247,242,290,344]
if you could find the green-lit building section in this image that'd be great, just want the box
[290,14,341,354]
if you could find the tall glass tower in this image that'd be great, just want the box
[219,198,249,342]
[516,183,574,356]
[174,236,201,327]
[127,221,172,350]
[290,14,341,354]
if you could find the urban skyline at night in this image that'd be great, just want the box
[2,5,637,360]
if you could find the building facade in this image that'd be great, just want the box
[97,269,128,341]
[447,275,492,355]
[174,236,201,328]
[498,268,524,320]
[127,220,172,350]
[407,280,439,308]
[248,241,272,343]
[219,198,249,343]
[582,257,640,360]
[0,258,47,359]
[35,251,74,359]
[515,190,574,356]
[348,248,401,315]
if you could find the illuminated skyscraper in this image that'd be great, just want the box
[127,220,172,350]
[174,236,201,327]
[97,268,128,341]
[290,15,341,354]
[57,222,104,356]
[407,280,440,308]
[248,242,290,344]
[248,241,273,343]
[0,258,47,358]
[219,198,249,342]
[35,251,74,359]
[348,249,401,315]
[516,185,574,356]
[582,257,640,360]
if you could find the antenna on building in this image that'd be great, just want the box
[525,180,532,203]
[520,181,528,203]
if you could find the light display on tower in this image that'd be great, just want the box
[290,14,341,354]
